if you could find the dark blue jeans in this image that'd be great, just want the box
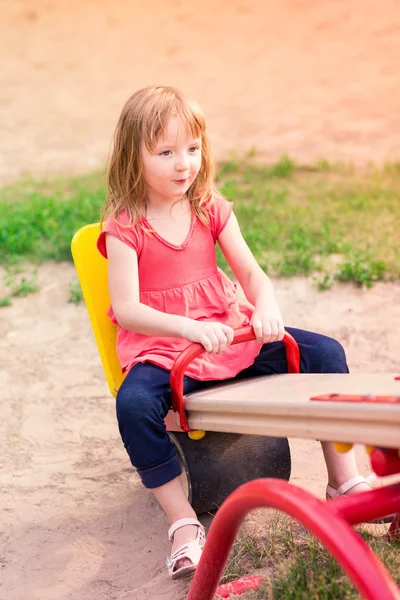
[116,327,349,488]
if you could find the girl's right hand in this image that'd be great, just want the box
[181,320,235,354]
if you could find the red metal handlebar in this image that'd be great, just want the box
[187,479,400,600]
[170,326,300,432]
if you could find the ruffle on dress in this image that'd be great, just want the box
[106,269,262,380]
[108,270,242,324]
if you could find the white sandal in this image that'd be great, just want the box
[326,474,376,499]
[326,474,393,523]
[166,517,206,580]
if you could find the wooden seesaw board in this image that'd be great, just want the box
[167,374,400,448]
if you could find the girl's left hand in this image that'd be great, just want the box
[250,310,285,344]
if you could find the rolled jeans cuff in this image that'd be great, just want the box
[137,452,182,489]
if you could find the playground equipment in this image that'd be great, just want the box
[170,329,400,599]
[71,223,294,513]
[176,365,400,598]
[71,223,400,599]
[189,474,400,600]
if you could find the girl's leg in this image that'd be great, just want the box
[151,478,198,562]
[242,327,369,494]
[116,362,207,567]
[321,442,369,493]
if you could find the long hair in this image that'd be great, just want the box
[101,85,219,227]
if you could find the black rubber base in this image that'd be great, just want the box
[169,432,291,515]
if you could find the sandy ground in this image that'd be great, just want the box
[1,0,400,185]
[1,1,400,599]
[1,265,400,600]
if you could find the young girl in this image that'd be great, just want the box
[97,85,372,580]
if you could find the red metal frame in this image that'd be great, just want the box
[168,327,400,598]
[214,576,263,598]
[187,479,400,600]
[170,326,300,432]
[370,448,400,478]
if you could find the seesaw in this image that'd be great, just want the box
[168,327,400,449]
[172,331,400,600]
[72,224,296,513]
[71,224,400,599]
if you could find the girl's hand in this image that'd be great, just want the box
[250,310,285,344]
[181,320,235,354]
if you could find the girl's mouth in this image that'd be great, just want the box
[173,178,188,184]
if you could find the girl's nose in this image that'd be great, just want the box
[175,156,189,171]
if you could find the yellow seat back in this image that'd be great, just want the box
[71,223,125,397]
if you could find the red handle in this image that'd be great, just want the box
[170,326,300,432]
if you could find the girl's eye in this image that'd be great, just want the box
[161,150,172,156]
[189,147,200,153]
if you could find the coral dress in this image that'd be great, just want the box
[97,197,261,380]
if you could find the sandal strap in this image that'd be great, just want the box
[337,475,372,495]
[329,475,373,498]
[167,523,206,578]
[365,473,376,486]
[168,517,203,542]
[170,538,204,563]
[167,538,204,576]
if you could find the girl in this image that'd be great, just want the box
[97,85,372,580]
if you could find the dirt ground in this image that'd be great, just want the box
[2,266,400,600]
[1,1,400,599]
[1,0,400,185]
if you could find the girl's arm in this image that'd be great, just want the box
[105,234,234,353]
[106,234,186,336]
[217,212,285,343]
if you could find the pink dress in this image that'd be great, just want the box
[97,196,262,380]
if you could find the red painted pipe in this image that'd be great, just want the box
[328,482,400,524]
[370,448,400,478]
[170,326,300,432]
[187,479,400,600]
[215,576,262,598]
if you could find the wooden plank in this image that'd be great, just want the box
[179,374,400,447]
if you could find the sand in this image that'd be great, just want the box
[1,1,400,598]
[2,265,399,599]
[1,0,400,185]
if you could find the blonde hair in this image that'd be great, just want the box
[102,85,219,227]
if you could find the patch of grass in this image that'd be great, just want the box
[384,161,400,176]
[231,514,400,600]
[335,252,387,288]
[1,266,40,303]
[269,154,295,178]
[314,158,332,172]
[313,273,334,291]
[68,279,83,304]
[1,158,399,287]
[0,296,12,307]
[222,513,298,585]
[217,157,399,284]
[218,158,241,177]
[3,267,39,300]
[0,171,105,264]
[10,275,39,297]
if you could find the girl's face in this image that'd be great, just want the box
[141,115,202,205]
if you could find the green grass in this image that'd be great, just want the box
[1,157,399,291]
[335,252,387,288]
[9,275,39,297]
[68,278,83,304]
[0,171,105,264]
[0,296,12,307]
[0,266,39,306]
[226,514,400,600]
[217,157,400,286]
